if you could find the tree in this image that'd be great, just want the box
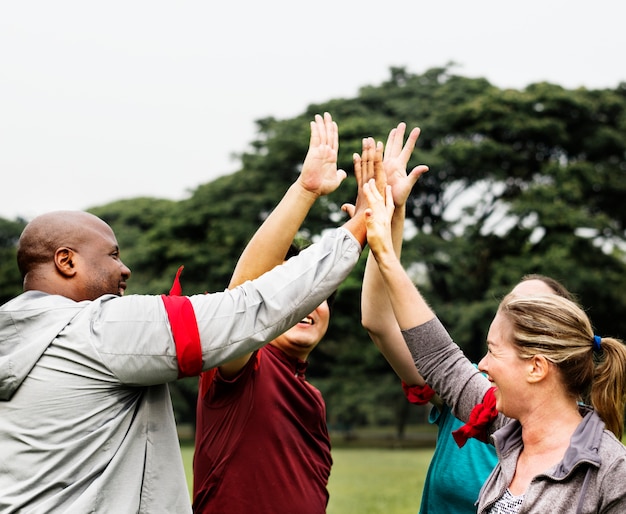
[2,66,625,434]
[0,217,27,305]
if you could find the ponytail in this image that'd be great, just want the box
[590,336,626,440]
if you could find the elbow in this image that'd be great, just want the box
[361,298,383,335]
[361,313,380,338]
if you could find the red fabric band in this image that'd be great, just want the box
[401,381,436,405]
[452,386,498,447]
[160,266,203,378]
[198,369,216,399]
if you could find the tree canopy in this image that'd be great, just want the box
[2,65,625,432]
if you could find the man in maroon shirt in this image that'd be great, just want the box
[193,116,425,513]
[192,113,342,513]
[193,243,334,514]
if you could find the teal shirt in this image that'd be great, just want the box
[419,404,498,513]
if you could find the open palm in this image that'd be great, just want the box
[383,123,429,207]
[298,112,346,197]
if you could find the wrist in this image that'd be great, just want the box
[342,214,367,247]
[292,180,321,203]
[375,244,402,273]
[392,203,406,219]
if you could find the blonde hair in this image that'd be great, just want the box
[498,293,626,439]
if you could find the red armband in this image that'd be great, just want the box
[451,387,498,447]
[160,266,203,378]
[401,381,436,405]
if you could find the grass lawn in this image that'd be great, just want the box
[181,444,433,514]
[180,430,626,512]
[327,448,431,514]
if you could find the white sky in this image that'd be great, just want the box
[1,0,625,221]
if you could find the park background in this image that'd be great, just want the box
[1,64,626,510]
[2,2,626,510]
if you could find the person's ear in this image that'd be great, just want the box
[527,355,550,384]
[55,247,77,277]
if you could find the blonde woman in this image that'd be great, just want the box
[362,178,626,513]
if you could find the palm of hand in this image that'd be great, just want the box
[383,159,413,206]
[364,181,394,254]
[300,144,341,196]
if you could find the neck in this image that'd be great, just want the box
[519,399,582,453]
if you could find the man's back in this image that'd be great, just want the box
[0,292,190,513]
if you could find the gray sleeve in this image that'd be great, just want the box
[402,318,492,423]
[93,227,361,384]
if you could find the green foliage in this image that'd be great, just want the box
[3,65,626,430]
[0,217,27,305]
[88,197,183,294]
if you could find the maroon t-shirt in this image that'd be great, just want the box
[192,344,332,514]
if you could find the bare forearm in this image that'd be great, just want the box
[369,330,426,386]
[374,246,435,331]
[362,206,426,385]
[229,182,318,288]
[362,206,406,331]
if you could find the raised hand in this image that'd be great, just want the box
[229,113,345,289]
[363,179,395,260]
[297,112,347,197]
[342,136,385,219]
[382,123,429,207]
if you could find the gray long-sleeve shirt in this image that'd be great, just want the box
[0,227,361,513]
[403,318,626,513]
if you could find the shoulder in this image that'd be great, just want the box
[598,430,626,462]
[595,432,626,508]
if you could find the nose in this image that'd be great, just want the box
[120,261,131,280]
[477,354,488,374]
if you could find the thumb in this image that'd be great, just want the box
[407,165,429,186]
[341,203,356,218]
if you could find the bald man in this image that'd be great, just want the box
[0,114,373,513]
[0,207,365,512]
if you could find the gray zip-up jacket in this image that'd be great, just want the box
[403,318,626,513]
[0,228,361,514]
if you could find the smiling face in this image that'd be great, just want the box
[477,277,564,416]
[270,299,331,361]
[18,211,132,302]
[71,217,131,300]
[478,310,531,418]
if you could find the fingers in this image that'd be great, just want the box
[398,127,421,162]
[364,180,392,206]
[363,180,395,225]
[353,152,363,187]
[384,122,406,160]
[310,112,336,149]
[407,164,429,186]
[309,119,320,149]
[374,141,386,194]
[341,203,356,218]
[363,138,375,185]
[384,127,397,161]
[323,112,338,152]
[410,164,429,176]
[354,137,375,188]
[355,137,387,196]
[384,184,395,216]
